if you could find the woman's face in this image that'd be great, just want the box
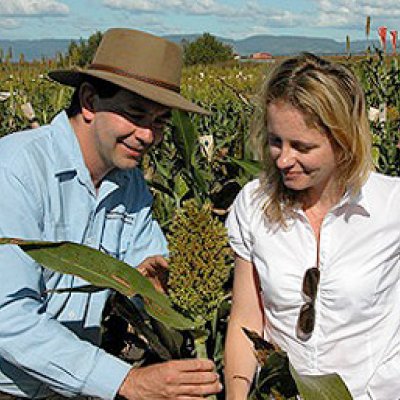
[267,101,338,199]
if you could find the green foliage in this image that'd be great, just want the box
[183,33,234,66]
[290,367,353,400]
[166,199,234,400]
[0,233,231,382]
[0,238,202,364]
[0,60,72,136]
[2,42,400,184]
[0,239,196,332]
[148,67,262,228]
[167,199,233,325]
[0,48,398,399]
[349,50,400,176]
[66,31,103,67]
[244,329,353,400]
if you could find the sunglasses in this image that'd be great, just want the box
[296,267,320,341]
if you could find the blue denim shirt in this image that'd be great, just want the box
[0,112,168,399]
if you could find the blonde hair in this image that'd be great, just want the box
[251,53,374,226]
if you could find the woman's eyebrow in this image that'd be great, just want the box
[267,133,318,148]
[291,140,318,149]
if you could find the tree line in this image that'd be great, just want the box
[66,31,234,67]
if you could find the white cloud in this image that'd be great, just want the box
[181,0,233,16]
[0,0,69,17]
[313,0,400,28]
[103,0,157,13]
[103,0,304,27]
[135,16,181,34]
[239,0,399,33]
[237,3,299,25]
[102,0,400,36]
[103,0,235,16]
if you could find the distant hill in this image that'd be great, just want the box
[0,35,380,62]
[0,39,71,61]
[165,34,379,56]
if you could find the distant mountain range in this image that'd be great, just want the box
[0,39,71,62]
[165,34,379,57]
[0,35,380,62]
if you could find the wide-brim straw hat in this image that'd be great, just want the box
[49,28,209,114]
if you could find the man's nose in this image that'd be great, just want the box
[135,126,156,146]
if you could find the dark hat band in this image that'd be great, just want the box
[88,63,180,93]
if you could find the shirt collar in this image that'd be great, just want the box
[51,111,88,176]
[51,111,131,198]
[292,180,371,223]
[330,183,371,220]
[98,169,130,199]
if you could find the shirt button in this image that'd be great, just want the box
[68,311,76,319]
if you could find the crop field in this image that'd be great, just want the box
[1,52,399,226]
[1,50,399,399]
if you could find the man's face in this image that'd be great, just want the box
[90,88,171,174]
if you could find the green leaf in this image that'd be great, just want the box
[244,328,352,399]
[173,173,190,202]
[111,292,172,360]
[289,364,353,400]
[148,180,175,198]
[191,166,209,199]
[244,328,298,398]
[226,156,261,176]
[0,239,196,330]
[371,145,380,167]
[153,158,173,180]
[171,109,197,170]
[149,317,185,359]
[256,353,298,398]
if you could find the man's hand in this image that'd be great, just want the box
[118,359,222,399]
[137,255,168,293]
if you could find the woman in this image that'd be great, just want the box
[224,53,400,400]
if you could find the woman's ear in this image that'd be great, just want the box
[79,82,98,122]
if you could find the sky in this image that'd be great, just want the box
[0,0,399,42]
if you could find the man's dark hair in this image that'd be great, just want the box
[66,76,121,117]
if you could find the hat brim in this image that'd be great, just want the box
[48,69,210,115]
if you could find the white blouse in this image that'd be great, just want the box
[226,172,400,400]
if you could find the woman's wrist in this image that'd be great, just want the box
[225,374,252,400]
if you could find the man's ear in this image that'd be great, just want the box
[79,82,98,122]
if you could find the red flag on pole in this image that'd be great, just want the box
[378,26,387,53]
[390,30,397,55]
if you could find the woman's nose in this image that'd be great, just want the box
[276,146,295,169]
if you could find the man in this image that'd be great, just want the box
[0,28,221,399]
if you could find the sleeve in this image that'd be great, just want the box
[225,182,255,262]
[0,166,131,399]
[123,171,168,267]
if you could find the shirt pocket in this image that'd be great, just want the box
[100,210,135,260]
